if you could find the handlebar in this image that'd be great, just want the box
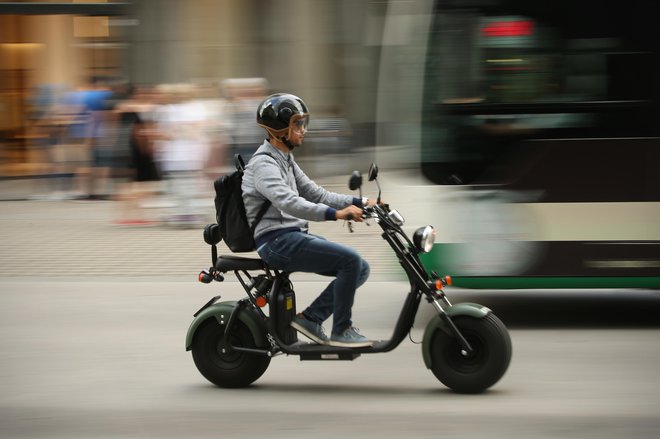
[345,204,388,225]
[346,205,381,220]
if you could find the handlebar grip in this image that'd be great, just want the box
[346,213,353,221]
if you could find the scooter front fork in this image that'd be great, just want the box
[430,298,474,357]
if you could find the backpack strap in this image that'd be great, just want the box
[235,151,273,170]
[234,154,246,171]
[250,199,271,235]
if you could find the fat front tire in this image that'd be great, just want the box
[429,314,512,394]
[191,319,270,388]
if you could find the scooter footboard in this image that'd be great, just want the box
[421,302,491,368]
[185,301,268,351]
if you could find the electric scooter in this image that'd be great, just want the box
[187,164,512,393]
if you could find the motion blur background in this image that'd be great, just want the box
[0,0,386,186]
[1,0,658,286]
[1,2,660,438]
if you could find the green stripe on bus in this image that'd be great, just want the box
[419,244,660,289]
[447,276,660,289]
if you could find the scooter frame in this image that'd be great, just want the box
[190,201,478,362]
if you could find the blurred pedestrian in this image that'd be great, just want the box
[193,81,232,180]
[224,78,268,161]
[113,85,162,225]
[23,84,62,198]
[153,84,210,227]
[58,76,113,200]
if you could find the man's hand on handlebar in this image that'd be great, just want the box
[336,205,365,222]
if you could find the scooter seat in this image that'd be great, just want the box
[215,255,266,272]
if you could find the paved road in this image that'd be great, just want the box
[2,184,660,438]
[1,279,659,439]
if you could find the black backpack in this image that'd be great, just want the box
[213,153,272,253]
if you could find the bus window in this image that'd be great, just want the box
[421,0,660,186]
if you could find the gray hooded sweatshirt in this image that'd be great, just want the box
[242,140,356,247]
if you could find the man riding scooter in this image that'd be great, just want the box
[241,93,377,347]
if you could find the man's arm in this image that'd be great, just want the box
[253,158,336,221]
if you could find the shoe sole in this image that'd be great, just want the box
[327,339,373,348]
[291,321,329,345]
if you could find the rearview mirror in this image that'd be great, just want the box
[368,163,379,181]
[349,170,362,191]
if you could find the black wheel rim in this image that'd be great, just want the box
[442,330,488,374]
[208,330,246,370]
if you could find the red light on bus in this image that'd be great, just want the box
[482,20,534,37]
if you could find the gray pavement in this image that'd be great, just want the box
[1,279,660,439]
[3,176,660,439]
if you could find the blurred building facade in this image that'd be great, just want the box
[0,0,387,175]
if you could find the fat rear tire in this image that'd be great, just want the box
[191,319,270,388]
[429,313,511,394]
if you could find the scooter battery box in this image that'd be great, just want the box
[276,288,298,345]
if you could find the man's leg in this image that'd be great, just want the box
[257,232,369,335]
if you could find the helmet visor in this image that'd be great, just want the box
[290,114,309,135]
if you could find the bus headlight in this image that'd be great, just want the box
[413,225,436,253]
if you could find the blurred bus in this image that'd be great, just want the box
[376,0,660,289]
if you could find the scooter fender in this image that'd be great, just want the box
[185,301,268,351]
[421,302,491,369]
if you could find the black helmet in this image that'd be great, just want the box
[257,93,309,139]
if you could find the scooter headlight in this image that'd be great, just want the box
[412,225,436,253]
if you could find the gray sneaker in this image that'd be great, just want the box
[329,327,373,348]
[291,315,329,345]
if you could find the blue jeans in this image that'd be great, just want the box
[257,231,370,335]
